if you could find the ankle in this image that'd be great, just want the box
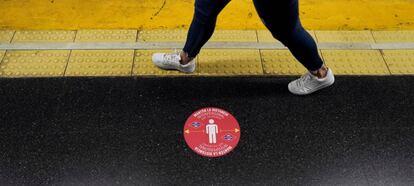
[180,51,193,65]
[311,65,329,78]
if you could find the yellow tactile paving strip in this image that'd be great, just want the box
[0,50,5,62]
[315,31,375,43]
[382,50,414,75]
[138,30,187,42]
[321,50,390,75]
[138,30,257,42]
[197,49,263,76]
[257,30,317,43]
[0,30,15,43]
[12,31,76,43]
[261,50,306,75]
[75,30,137,42]
[210,30,257,42]
[0,30,413,77]
[0,49,412,77]
[372,31,414,43]
[65,50,134,76]
[0,50,70,77]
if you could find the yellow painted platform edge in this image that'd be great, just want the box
[1,0,414,30]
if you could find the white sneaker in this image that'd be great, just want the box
[152,51,196,73]
[288,68,335,95]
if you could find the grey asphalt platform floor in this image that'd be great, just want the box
[0,76,413,185]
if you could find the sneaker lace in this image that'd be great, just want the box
[296,72,314,91]
[162,49,180,64]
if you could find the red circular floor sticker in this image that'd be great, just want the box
[184,107,241,158]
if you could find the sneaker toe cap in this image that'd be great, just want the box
[288,81,298,93]
[152,53,164,64]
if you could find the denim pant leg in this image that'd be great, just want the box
[183,0,231,57]
[253,0,323,71]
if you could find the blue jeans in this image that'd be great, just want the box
[183,0,323,71]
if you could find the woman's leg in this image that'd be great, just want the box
[252,0,324,72]
[182,0,231,60]
[253,0,334,95]
[152,0,230,73]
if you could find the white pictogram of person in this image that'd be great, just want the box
[206,119,219,144]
